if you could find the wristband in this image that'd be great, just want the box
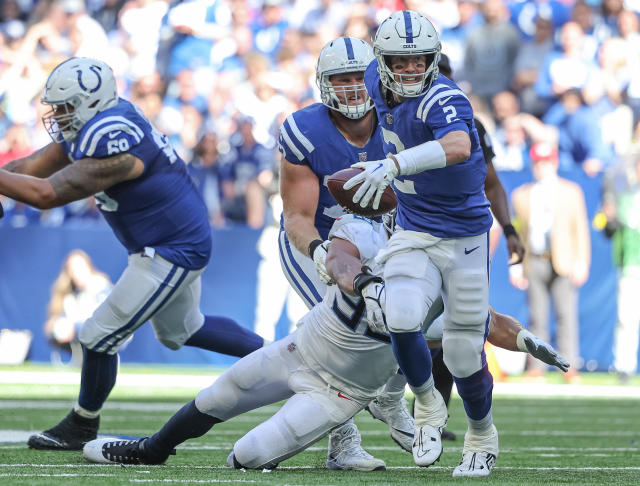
[308,239,323,259]
[503,223,517,239]
[353,265,383,296]
[516,329,534,352]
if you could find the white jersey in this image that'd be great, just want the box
[296,215,397,400]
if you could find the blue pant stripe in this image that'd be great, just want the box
[278,234,315,308]
[94,264,180,352]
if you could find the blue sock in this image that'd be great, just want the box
[78,347,118,412]
[184,315,264,357]
[144,400,220,460]
[454,364,494,421]
[388,330,432,388]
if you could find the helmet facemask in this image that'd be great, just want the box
[376,50,440,98]
[318,71,373,120]
[42,95,89,143]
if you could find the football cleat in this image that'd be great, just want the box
[452,424,499,478]
[28,410,99,450]
[452,451,497,478]
[412,387,447,467]
[83,437,175,465]
[326,420,386,471]
[366,395,414,452]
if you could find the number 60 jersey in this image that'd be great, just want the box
[61,98,211,270]
[364,59,492,238]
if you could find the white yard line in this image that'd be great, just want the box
[2,370,639,398]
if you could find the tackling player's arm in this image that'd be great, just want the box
[1,142,71,177]
[0,152,144,209]
[325,237,362,297]
[484,161,525,264]
[280,156,322,257]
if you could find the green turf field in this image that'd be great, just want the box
[1,370,639,485]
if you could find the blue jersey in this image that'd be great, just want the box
[365,60,492,237]
[62,98,211,270]
[277,103,386,239]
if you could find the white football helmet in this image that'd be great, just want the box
[382,208,397,235]
[316,37,375,119]
[373,10,441,97]
[41,57,118,142]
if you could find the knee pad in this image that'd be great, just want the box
[385,284,427,333]
[442,330,485,378]
[446,269,488,327]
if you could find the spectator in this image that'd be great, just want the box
[44,250,113,365]
[602,153,640,383]
[220,117,276,228]
[512,15,555,117]
[188,131,226,227]
[463,0,521,102]
[510,142,590,384]
[535,21,600,104]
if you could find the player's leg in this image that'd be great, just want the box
[229,374,373,470]
[381,236,448,467]
[525,256,552,376]
[438,233,497,478]
[149,269,264,357]
[613,275,640,380]
[83,336,298,464]
[28,251,192,450]
[550,272,580,382]
[279,228,384,468]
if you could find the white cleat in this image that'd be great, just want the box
[452,451,497,477]
[452,423,499,478]
[366,395,414,453]
[412,387,448,467]
[326,420,386,471]
[413,424,444,466]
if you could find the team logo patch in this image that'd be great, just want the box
[386,113,393,125]
[287,342,297,352]
[358,152,367,162]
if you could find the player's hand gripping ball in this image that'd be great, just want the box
[327,168,397,218]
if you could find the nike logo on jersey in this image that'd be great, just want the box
[464,246,480,255]
[337,392,353,401]
[108,130,122,139]
[438,96,453,106]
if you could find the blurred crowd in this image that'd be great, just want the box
[0,0,640,229]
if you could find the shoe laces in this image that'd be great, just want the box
[103,440,141,463]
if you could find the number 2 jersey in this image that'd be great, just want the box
[277,103,387,240]
[364,59,492,238]
[61,98,211,270]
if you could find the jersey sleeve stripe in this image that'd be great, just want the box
[416,83,449,120]
[420,88,469,122]
[279,124,305,161]
[85,123,143,157]
[79,116,145,153]
[286,115,315,153]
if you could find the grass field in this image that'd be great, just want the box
[1,366,639,485]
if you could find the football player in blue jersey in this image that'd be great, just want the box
[343,11,499,476]
[278,36,407,471]
[0,57,266,451]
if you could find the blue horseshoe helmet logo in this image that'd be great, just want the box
[76,65,102,93]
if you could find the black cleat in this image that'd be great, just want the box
[28,410,99,450]
[441,428,457,441]
[83,437,175,465]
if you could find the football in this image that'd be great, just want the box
[327,167,397,218]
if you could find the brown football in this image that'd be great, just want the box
[327,167,397,218]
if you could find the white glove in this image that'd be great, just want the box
[343,158,399,210]
[517,329,570,372]
[361,281,387,335]
[311,239,333,284]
